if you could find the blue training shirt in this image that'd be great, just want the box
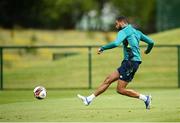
[101,24,154,61]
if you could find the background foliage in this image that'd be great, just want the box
[0,0,156,32]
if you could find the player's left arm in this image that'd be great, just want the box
[98,30,127,54]
[138,31,154,54]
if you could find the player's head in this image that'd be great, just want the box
[115,16,128,30]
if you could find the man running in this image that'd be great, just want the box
[77,16,154,109]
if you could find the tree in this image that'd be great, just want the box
[0,0,98,29]
[110,0,156,32]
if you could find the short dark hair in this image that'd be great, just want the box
[116,16,128,23]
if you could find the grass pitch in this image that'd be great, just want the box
[0,28,180,122]
[2,28,179,89]
[0,88,180,122]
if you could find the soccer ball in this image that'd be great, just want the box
[33,86,47,99]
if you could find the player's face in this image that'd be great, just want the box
[115,20,122,30]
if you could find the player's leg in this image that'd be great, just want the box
[94,70,119,96]
[116,79,140,98]
[117,79,152,109]
[77,71,119,105]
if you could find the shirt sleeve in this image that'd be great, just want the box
[138,31,154,54]
[101,30,127,51]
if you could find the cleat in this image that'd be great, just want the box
[77,94,90,106]
[145,95,152,109]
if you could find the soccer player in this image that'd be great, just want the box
[77,16,154,109]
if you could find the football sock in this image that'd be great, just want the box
[139,94,147,102]
[87,94,95,102]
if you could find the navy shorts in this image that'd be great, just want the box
[117,60,141,82]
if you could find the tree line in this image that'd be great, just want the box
[0,0,155,32]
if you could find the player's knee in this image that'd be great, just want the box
[117,88,126,95]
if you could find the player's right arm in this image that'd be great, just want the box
[98,30,127,54]
[138,31,154,54]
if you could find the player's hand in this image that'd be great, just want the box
[97,48,103,55]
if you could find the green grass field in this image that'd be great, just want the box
[2,28,180,89]
[0,88,180,122]
[0,28,180,121]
